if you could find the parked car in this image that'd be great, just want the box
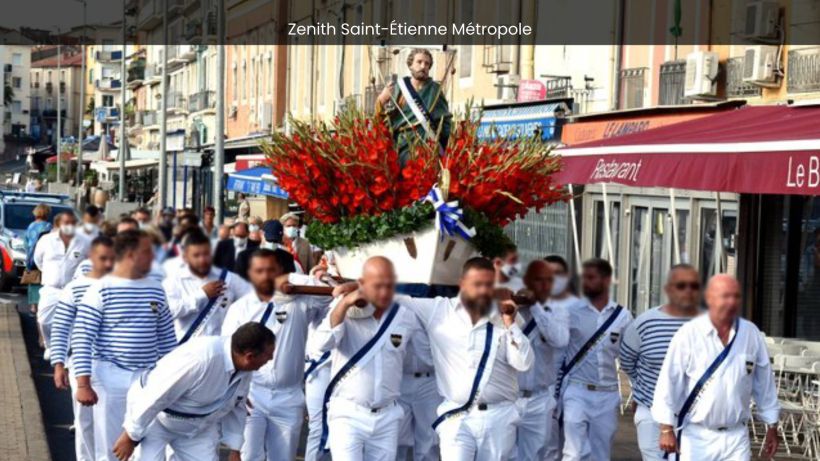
[0,191,75,290]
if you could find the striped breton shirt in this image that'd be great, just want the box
[618,305,694,407]
[71,275,177,377]
[49,275,95,367]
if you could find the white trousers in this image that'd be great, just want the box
[543,385,562,461]
[678,423,750,461]
[36,287,59,349]
[69,367,95,461]
[91,360,143,461]
[514,391,555,461]
[560,383,620,461]
[436,401,520,461]
[634,404,665,461]
[241,386,305,461]
[133,420,220,461]
[304,366,332,461]
[327,398,404,461]
[397,373,442,461]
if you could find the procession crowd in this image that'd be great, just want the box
[21,203,782,461]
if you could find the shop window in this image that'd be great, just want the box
[795,197,820,338]
[699,208,738,286]
[594,200,621,263]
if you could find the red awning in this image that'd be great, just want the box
[556,105,820,195]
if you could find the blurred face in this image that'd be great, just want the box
[581,267,610,299]
[218,225,232,240]
[233,223,249,240]
[524,262,554,303]
[409,52,432,81]
[236,342,276,371]
[494,251,521,279]
[117,221,138,233]
[130,236,155,276]
[705,276,741,324]
[89,244,115,276]
[184,243,213,277]
[459,268,496,316]
[248,255,281,297]
[665,268,701,311]
[359,262,396,310]
[203,210,215,225]
[135,211,151,225]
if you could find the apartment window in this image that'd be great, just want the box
[11,101,21,113]
[659,60,687,105]
[34,73,39,83]
[89,69,94,84]
[241,60,246,100]
[60,70,66,82]
[267,55,273,96]
[12,53,22,66]
[232,64,237,102]
[619,67,647,109]
[48,70,52,81]
[102,95,114,107]
[46,98,53,110]
[60,97,66,108]
[12,77,21,89]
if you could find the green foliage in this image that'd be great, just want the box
[305,201,513,258]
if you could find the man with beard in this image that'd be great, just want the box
[312,256,426,461]
[514,260,569,460]
[376,48,451,166]
[221,249,331,461]
[558,258,632,461]
[72,230,177,461]
[164,230,251,342]
[393,257,534,460]
[50,236,116,461]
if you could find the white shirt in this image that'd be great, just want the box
[123,336,252,450]
[563,299,632,388]
[517,300,570,392]
[397,295,534,408]
[162,256,187,281]
[310,299,425,408]
[548,295,587,375]
[651,314,780,428]
[221,273,329,391]
[164,265,252,340]
[34,231,91,290]
[497,276,525,293]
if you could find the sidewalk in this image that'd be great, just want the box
[0,298,50,460]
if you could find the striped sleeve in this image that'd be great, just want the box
[156,295,178,356]
[619,319,642,380]
[49,288,77,366]
[71,286,104,377]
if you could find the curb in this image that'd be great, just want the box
[2,300,51,461]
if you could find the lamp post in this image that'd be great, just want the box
[74,0,87,188]
[213,0,225,225]
[55,26,62,184]
[118,0,128,200]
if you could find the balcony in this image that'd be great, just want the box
[658,60,687,106]
[137,0,162,30]
[95,106,120,123]
[141,110,158,126]
[32,81,39,89]
[42,109,67,119]
[619,67,647,109]
[127,61,146,88]
[188,90,215,112]
[145,63,162,85]
[183,0,200,14]
[45,82,53,93]
[726,56,762,99]
[96,78,122,91]
[183,18,202,41]
[95,50,123,62]
[59,81,66,94]
[166,91,186,112]
[788,46,820,94]
[168,45,197,69]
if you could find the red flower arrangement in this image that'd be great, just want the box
[263,106,564,231]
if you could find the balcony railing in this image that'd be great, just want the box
[127,63,145,84]
[659,60,687,106]
[142,111,158,126]
[788,47,820,94]
[96,79,122,90]
[95,50,123,62]
[726,57,762,98]
[42,109,67,118]
[188,90,215,112]
[137,0,162,30]
[166,91,185,110]
[619,67,647,109]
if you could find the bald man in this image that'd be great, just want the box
[652,274,780,461]
[515,261,569,460]
[310,257,426,461]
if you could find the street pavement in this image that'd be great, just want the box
[0,285,647,461]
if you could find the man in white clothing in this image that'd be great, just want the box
[221,248,331,461]
[396,257,534,461]
[396,330,441,461]
[513,260,569,460]
[111,323,275,461]
[559,258,632,461]
[164,230,251,342]
[312,256,426,461]
[653,275,780,461]
[35,211,91,357]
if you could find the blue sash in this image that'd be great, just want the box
[259,301,275,326]
[665,319,740,459]
[304,350,331,380]
[401,76,432,124]
[523,318,537,336]
[320,303,401,451]
[178,268,229,345]
[554,305,624,399]
[431,322,495,430]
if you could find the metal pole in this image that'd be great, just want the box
[213,0,225,225]
[159,0,169,210]
[76,1,86,187]
[56,34,62,183]
[118,0,127,200]
[568,184,583,276]
[714,191,724,275]
[669,188,680,265]
[601,183,616,277]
